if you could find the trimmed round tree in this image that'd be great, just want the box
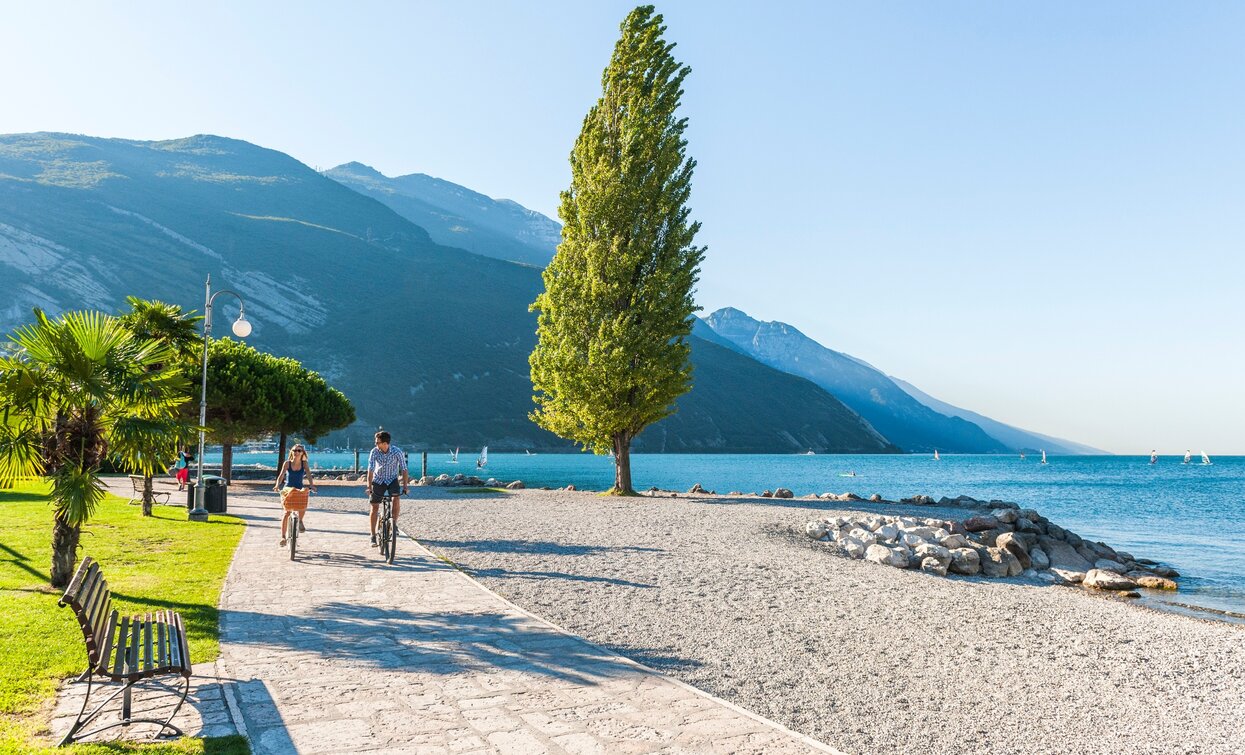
[530,5,705,495]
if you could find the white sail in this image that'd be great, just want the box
[450,447,459,463]
[477,446,488,468]
[1201,451,1211,465]
[1149,451,1157,464]
[1040,450,1048,464]
[933,450,940,461]
[1183,451,1191,464]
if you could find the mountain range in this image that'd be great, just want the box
[0,133,894,454]
[0,132,1093,455]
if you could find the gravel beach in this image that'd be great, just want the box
[306,485,1245,755]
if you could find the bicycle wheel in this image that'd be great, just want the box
[288,512,298,561]
[386,515,397,564]
[379,506,390,558]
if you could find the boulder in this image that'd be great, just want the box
[1065,532,1084,547]
[1050,568,1086,584]
[565,484,577,491]
[435,473,451,484]
[1015,517,1042,534]
[418,475,433,486]
[1030,546,1050,570]
[869,493,883,502]
[901,532,928,548]
[940,533,969,550]
[1040,538,1093,572]
[992,508,1019,524]
[1130,574,1178,591]
[920,557,948,577]
[980,547,1021,578]
[1075,544,1101,564]
[842,539,868,559]
[485,478,500,487]
[805,521,830,540]
[1083,569,1137,591]
[1152,565,1181,579]
[963,515,1000,532]
[761,490,773,498]
[1116,551,1136,563]
[915,543,952,563]
[688,483,707,494]
[865,544,907,567]
[1017,508,1040,521]
[1046,523,1067,540]
[903,526,941,540]
[848,528,878,545]
[877,524,900,541]
[972,529,1002,546]
[946,520,970,536]
[773,488,794,499]
[1094,558,1127,573]
[996,532,1032,570]
[506,480,525,490]
[452,473,466,482]
[948,548,981,575]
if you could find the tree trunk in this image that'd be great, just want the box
[50,512,81,588]
[611,433,636,496]
[277,432,288,472]
[142,474,154,517]
[222,443,234,482]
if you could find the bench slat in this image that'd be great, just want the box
[60,558,98,608]
[112,615,131,677]
[143,613,154,673]
[95,610,119,674]
[174,611,191,674]
[86,589,112,663]
[128,618,141,678]
[75,566,103,613]
[155,612,168,669]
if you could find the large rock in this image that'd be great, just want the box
[1152,565,1181,578]
[1040,537,1093,572]
[842,539,868,559]
[773,487,794,499]
[1050,568,1086,584]
[980,547,1012,578]
[901,532,928,548]
[688,483,707,494]
[963,515,1000,532]
[940,533,969,550]
[915,543,952,563]
[848,528,879,546]
[973,529,1002,546]
[948,548,981,575]
[1030,546,1050,570]
[1046,523,1067,540]
[876,524,900,541]
[1094,558,1127,572]
[991,508,1019,524]
[865,544,910,568]
[1015,517,1042,534]
[1084,569,1137,591]
[806,521,830,540]
[996,532,1032,570]
[506,480,526,490]
[1130,574,1178,590]
[920,557,948,577]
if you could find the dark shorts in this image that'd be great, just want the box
[369,479,401,504]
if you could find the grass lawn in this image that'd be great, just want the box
[0,479,248,754]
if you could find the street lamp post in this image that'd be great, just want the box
[190,274,252,522]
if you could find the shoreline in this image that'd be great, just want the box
[310,487,1245,755]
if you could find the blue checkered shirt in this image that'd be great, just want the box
[368,446,407,484]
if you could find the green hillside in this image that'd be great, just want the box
[0,133,895,453]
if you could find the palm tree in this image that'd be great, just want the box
[0,309,189,587]
[118,297,202,515]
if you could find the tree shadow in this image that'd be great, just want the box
[422,537,664,557]
[0,541,50,582]
[222,602,698,685]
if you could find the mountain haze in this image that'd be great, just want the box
[324,162,559,267]
[0,132,894,454]
[704,308,1009,453]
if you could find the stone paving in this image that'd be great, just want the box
[54,484,842,754]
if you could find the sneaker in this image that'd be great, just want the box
[298,520,306,533]
[370,534,378,547]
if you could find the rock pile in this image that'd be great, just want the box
[416,473,522,489]
[805,503,1180,597]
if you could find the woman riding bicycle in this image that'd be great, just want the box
[274,444,317,547]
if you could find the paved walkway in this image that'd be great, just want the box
[57,486,841,754]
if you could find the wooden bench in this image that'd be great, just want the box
[57,556,192,745]
[126,474,175,506]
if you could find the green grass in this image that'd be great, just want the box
[447,487,511,495]
[0,480,247,753]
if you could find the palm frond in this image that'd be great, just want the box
[50,463,106,526]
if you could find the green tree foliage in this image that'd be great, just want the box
[118,297,202,515]
[0,309,188,586]
[529,5,705,494]
[201,339,354,479]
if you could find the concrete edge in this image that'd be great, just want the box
[399,523,850,755]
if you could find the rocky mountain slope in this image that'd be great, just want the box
[0,132,894,453]
[703,308,1009,453]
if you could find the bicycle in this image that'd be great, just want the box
[287,509,300,561]
[377,491,398,564]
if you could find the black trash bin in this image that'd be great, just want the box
[186,476,228,513]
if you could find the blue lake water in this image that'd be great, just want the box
[215,451,1245,621]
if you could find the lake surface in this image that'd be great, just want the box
[216,451,1245,621]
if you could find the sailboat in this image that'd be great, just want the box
[1149,450,1158,465]
[1183,450,1192,464]
[1040,450,1048,465]
[476,446,488,469]
[933,450,940,461]
[1019,452,1026,460]
[449,447,459,464]
[1201,451,1212,466]
[525,449,535,456]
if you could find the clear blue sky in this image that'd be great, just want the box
[3,1,1242,453]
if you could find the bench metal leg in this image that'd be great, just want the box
[57,672,189,746]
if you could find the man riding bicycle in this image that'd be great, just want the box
[365,431,409,546]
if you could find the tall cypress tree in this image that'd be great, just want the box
[530,5,705,495]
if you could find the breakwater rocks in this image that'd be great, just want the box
[416,473,525,490]
[805,499,1180,597]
